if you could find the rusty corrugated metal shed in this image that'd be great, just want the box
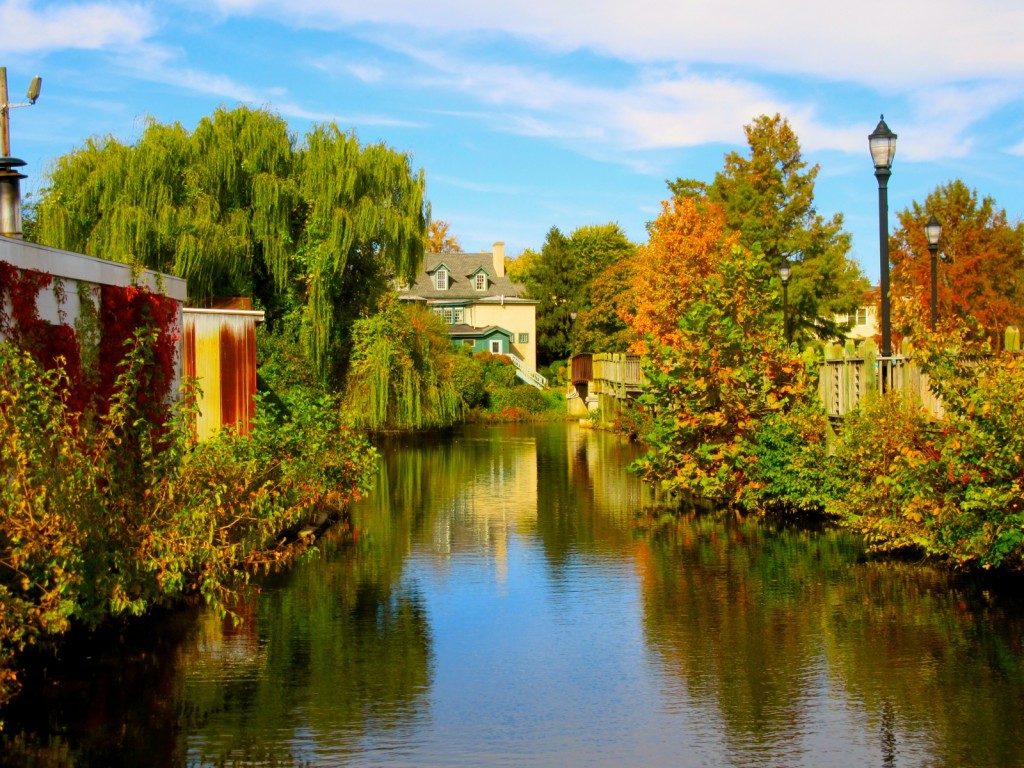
[183,308,263,441]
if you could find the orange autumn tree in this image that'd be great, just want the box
[627,196,813,503]
[890,180,1024,345]
[427,220,463,254]
[624,197,740,353]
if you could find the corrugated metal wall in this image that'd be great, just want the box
[183,308,263,441]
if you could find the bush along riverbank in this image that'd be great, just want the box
[628,311,1024,572]
[610,204,1024,571]
[0,334,377,712]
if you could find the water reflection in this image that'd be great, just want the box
[2,423,1024,767]
[638,511,1024,767]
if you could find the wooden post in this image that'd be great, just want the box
[1,67,10,158]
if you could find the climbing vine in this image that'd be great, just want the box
[0,260,179,422]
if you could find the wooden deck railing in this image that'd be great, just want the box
[819,353,945,420]
[574,327,1024,422]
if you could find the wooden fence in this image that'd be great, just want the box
[573,327,1022,423]
[819,349,945,420]
[821,329,1020,420]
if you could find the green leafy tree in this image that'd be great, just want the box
[506,247,539,284]
[574,256,635,353]
[31,106,428,383]
[890,180,1024,343]
[294,125,428,379]
[525,223,635,363]
[670,114,868,342]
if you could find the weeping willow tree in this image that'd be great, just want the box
[344,295,462,431]
[31,106,428,382]
[296,124,428,378]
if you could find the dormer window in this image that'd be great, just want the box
[434,268,449,290]
[474,273,487,291]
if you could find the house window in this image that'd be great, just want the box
[442,307,454,324]
[475,273,487,291]
[855,308,869,326]
[453,307,465,324]
[518,333,529,344]
[434,268,448,290]
[490,340,503,354]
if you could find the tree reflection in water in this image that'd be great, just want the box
[3,423,1024,767]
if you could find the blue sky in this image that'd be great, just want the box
[4,0,1023,282]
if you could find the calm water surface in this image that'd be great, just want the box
[4,422,1024,767]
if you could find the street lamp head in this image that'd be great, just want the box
[779,262,791,284]
[868,115,897,170]
[925,214,942,247]
[26,76,41,105]
[570,310,577,322]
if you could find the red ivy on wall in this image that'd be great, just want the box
[98,283,179,426]
[0,260,179,425]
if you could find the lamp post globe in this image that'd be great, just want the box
[869,115,897,363]
[925,215,942,330]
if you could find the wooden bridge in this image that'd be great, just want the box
[567,353,644,417]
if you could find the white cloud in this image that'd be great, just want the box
[382,48,796,162]
[1,0,153,52]
[201,0,1024,88]
[345,64,385,84]
[187,0,1024,170]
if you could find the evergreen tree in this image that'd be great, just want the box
[670,114,868,342]
[525,227,575,365]
[525,223,635,363]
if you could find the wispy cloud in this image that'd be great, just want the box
[1,0,154,52]
[201,0,1024,87]
[429,173,527,196]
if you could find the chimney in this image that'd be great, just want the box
[492,241,505,278]
[0,157,27,239]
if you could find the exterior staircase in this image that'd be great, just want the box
[509,354,547,389]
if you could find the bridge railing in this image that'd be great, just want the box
[819,352,945,420]
[569,353,643,415]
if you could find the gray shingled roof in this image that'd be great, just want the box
[398,251,529,301]
[446,324,510,338]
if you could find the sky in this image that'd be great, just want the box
[3,0,1023,283]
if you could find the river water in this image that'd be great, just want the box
[3,422,1024,767]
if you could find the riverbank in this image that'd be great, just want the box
[0,343,378,713]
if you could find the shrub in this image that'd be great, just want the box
[0,337,377,708]
[488,383,549,414]
[742,400,838,515]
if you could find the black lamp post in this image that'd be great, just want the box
[924,215,942,330]
[780,261,792,344]
[869,115,897,360]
